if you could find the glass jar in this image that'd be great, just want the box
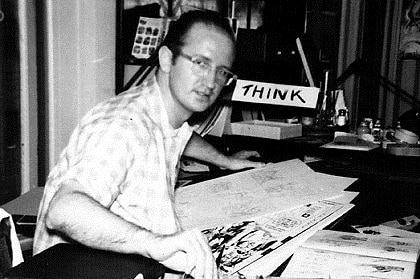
[363,117,373,130]
[357,121,370,135]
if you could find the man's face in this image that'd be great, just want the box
[168,23,235,116]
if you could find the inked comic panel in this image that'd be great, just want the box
[203,200,345,274]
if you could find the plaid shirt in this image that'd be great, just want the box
[33,77,193,254]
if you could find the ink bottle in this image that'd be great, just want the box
[336,109,347,127]
[335,109,348,132]
[372,119,383,141]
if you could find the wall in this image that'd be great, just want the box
[339,0,419,128]
[44,0,116,170]
[19,0,38,193]
[337,0,365,128]
[380,0,420,126]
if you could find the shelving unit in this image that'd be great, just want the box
[115,0,169,93]
[115,0,342,95]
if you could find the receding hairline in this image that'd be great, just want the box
[184,21,235,45]
[160,11,237,62]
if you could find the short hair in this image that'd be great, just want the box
[123,10,235,90]
[161,10,236,60]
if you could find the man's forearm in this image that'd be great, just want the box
[183,132,266,170]
[45,180,152,256]
[44,180,217,275]
[183,132,230,168]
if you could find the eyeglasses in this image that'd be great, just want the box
[178,51,237,87]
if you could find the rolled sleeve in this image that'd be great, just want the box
[59,120,136,208]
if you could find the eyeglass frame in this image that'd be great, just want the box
[176,51,237,87]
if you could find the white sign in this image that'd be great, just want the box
[232,79,320,108]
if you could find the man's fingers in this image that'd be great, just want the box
[232,150,261,159]
[185,229,217,279]
[147,229,217,278]
[189,229,215,279]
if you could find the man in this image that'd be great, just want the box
[33,10,264,279]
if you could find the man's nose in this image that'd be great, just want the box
[202,69,217,89]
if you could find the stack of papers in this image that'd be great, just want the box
[175,159,358,276]
[321,132,379,151]
[282,229,420,279]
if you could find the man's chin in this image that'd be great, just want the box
[193,105,211,113]
[192,99,214,112]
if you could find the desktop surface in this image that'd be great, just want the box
[3,133,420,278]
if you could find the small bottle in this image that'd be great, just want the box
[372,119,383,141]
[336,109,347,126]
[335,109,348,131]
[357,121,370,135]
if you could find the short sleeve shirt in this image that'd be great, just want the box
[33,77,193,255]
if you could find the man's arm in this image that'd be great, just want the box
[45,179,217,279]
[183,132,265,170]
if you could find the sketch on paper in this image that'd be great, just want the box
[175,159,357,230]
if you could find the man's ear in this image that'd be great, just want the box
[158,46,173,73]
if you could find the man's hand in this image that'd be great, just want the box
[223,150,266,170]
[45,181,218,279]
[144,228,218,279]
[183,133,266,172]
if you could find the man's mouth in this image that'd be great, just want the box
[194,90,212,98]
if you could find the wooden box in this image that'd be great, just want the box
[230,120,302,140]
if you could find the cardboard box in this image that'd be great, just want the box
[230,120,302,140]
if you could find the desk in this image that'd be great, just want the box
[1,187,43,258]
[3,135,420,278]
[205,133,420,227]
[9,134,419,229]
[204,133,420,277]
[2,187,43,217]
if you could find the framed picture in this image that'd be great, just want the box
[399,0,420,59]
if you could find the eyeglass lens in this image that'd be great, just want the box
[191,59,234,86]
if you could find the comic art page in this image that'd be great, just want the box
[175,159,356,230]
[282,229,420,279]
[203,200,346,274]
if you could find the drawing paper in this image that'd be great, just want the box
[175,159,356,230]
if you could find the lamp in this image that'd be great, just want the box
[334,58,420,139]
[334,58,420,109]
